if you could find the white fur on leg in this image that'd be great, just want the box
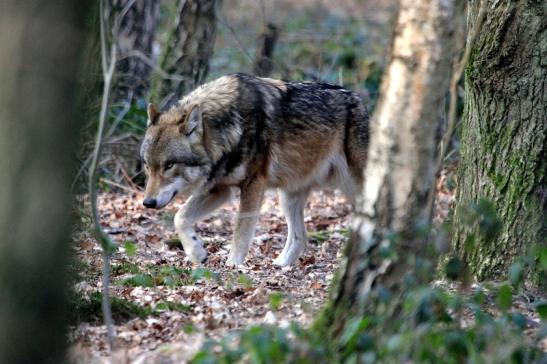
[273,188,309,266]
[174,188,232,264]
[226,209,260,266]
[273,235,306,266]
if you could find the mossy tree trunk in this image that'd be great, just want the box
[452,0,546,285]
[317,0,456,360]
[154,0,219,108]
[0,1,88,363]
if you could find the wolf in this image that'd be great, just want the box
[140,73,368,266]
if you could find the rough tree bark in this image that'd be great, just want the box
[0,2,88,363]
[452,0,546,285]
[318,0,456,358]
[155,0,219,108]
[110,0,160,106]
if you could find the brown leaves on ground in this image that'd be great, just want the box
[70,189,351,362]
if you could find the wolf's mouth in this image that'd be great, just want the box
[167,190,178,205]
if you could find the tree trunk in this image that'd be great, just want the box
[452,0,546,285]
[0,2,88,363]
[317,0,456,359]
[155,0,219,108]
[111,0,160,106]
[253,23,278,77]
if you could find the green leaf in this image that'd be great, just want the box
[464,233,476,253]
[534,301,547,321]
[238,273,253,289]
[269,292,283,311]
[122,273,154,287]
[183,324,195,334]
[496,284,512,311]
[509,261,525,288]
[124,240,137,256]
[191,267,215,282]
[509,313,527,331]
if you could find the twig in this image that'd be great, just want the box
[88,0,118,351]
[104,99,131,141]
[217,12,254,64]
[122,50,188,82]
[117,161,143,192]
[101,178,141,194]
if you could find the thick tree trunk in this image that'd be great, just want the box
[111,0,160,106]
[155,0,218,108]
[452,0,546,285]
[0,2,88,363]
[318,0,456,358]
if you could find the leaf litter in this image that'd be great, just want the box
[70,188,351,362]
[68,168,545,362]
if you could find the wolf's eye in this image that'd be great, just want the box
[165,162,175,170]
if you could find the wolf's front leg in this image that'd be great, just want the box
[226,177,266,266]
[174,187,232,263]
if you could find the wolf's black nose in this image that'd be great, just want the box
[143,198,157,208]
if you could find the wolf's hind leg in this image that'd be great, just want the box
[273,188,310,266]
[226,177,266,266]
[174,187,232,263]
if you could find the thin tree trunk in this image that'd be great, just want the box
[0,2,88,363]
[253,23,278,77]
[111,0,160,106]
[452,0,546,286]
[154,0,219,108]
[318,0,456,358]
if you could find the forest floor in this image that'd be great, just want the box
[68,168,545,363]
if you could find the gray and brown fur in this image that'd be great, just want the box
[140,73,368,266]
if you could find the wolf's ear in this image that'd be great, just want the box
[147,103,159,126]
[181,104,203,140]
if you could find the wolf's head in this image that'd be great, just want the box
[140,103,210,209]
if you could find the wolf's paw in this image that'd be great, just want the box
[186,246,208,264]
[225,251,245,267]
[272,253,296,267]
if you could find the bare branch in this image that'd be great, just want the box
[217,12,254,64]
[88,0,121,351]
